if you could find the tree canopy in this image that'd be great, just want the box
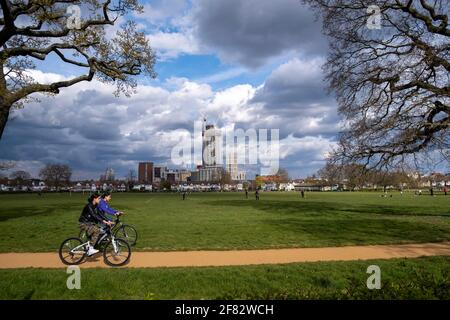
[305,0,449,169]
[9,169,31,180]
[0,0,156,138]
[39,163,72,189]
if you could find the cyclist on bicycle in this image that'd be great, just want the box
[98,192,123,221]
[79,193,113,256]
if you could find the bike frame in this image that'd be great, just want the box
[68,241,90,255]
[111,217,124,233]
[95,226,119,247]
[71,227,120,255]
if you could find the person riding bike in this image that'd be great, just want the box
[79,193,113,256]
[98,192,123,221]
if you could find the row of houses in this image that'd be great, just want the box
[0,181,313,193]
[0,181,129,193]
[259,172,450,192]
[0,180,46,192]
[2,170,449,193]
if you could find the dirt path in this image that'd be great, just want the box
[1,242,450,269]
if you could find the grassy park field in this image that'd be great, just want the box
[0,191,449,252]
[0,191,449,299]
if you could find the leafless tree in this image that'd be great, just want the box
[304,0,449,169]
[0,0,156,138]
[317,161,344,187]
[342,163,368,190]
[370,169,411,190]
[9,169,31,186]
[10,169,31,180]
[125,169,136,191]
[39,163,72,189]
[125,169,136,182]
[276,168,290,183]
[219,171,232,187]
[318,160,418,190]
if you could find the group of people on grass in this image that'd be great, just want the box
[79,192,123,256]
[180,188,302,201]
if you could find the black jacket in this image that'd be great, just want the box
[79,203,105,224]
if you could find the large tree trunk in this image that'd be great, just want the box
[0,60,10,140]
[0,103,11,140]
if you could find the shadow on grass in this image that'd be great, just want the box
[205,200,450,217]
[0,207,58,222]
[205,200,450,244]
[0,204,80,222]
[346,204,450,217]
[262,217,450,244]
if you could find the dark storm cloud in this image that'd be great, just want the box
[252,65,332,109]
[247,58,341,139]
[194,0,327,68]
[0,78,213,179]
[0,57,341,179]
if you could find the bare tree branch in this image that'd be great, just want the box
[304,0,449,169]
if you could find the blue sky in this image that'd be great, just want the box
[0,0,341,180]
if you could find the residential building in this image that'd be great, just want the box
[138,162,153,184]
[199,165,224,182]
[178,170,191,183]
[153,165,167,184]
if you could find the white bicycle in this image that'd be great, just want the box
[59,224,131,267]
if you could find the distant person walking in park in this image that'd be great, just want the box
[245,188,248,199]
[444,186,448,196]
[255,189,260,201]
[430,187,434,196]
[300,190,305,199]
[182,190,187,200]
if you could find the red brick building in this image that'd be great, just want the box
[138,162,153,184]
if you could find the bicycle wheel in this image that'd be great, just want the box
[114,225,138,246]
[103,238,131,267]
[59,237,86,265]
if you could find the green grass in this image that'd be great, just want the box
[1,256,449,299]
[0,191,449,252]
[1,192,449,300]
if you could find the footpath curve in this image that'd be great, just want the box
[1,242,450,269]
